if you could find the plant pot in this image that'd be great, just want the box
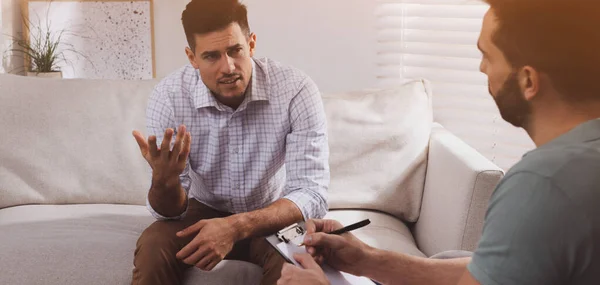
[27,71,63,79]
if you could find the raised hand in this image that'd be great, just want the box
[132,125,191,185]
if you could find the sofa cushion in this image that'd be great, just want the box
[0,204,262,285]
[322,80,433,222]
[325,210,425,257]
[0,74,157,209]
[0,74,432,224]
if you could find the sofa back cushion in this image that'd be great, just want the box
[0,74,432,221]
[323,80,432,222]
[0,74,157,209]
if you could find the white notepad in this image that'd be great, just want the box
[276,235,375,285]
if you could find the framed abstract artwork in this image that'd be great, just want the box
[23,0,156,79]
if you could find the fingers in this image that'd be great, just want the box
[178,131,192,163]
[304,219,336,256]
[304,232,345,250]
[278,263,297,285]
[175,221,206,259]
[281,263,299,278]
[305,219,323,234]
[205,259,220,271]
[181,245,205,265]
[177,220,204,238]
[160,128,174,160]
[132,130,149,157]
[305,219,344,235]
[195,252,215,270]
[148,135,159,157]
[293,253,320,270]
[315,255,325,265]
[177,241,199,261]
[170,125,187,162]
[324,219,344,233]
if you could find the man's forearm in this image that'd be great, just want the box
[229,199,304,240]
[363,248,470,285]
[147,176,187,218]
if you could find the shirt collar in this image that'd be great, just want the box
[192,58,269,110]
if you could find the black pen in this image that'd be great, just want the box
[299,219,371,246]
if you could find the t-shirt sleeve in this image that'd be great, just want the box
[467,172,591,285]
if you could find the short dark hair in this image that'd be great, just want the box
[484,0,600,101]
[181,0,250,52]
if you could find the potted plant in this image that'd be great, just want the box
[21,30,65,78]
[3,4,91,78]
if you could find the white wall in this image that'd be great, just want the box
[153,0,378,93]
[0,0,3,74]
[1,0,24,74]
[152,0,188,78]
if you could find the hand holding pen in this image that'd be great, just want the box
[300,219,373,276]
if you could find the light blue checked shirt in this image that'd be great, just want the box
[145,57,329,221]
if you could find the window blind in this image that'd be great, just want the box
[375,0,535,170]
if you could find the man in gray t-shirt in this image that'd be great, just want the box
[276,0,600,285]
[468,119,600,284]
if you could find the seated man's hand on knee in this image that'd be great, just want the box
[175,217,239,271]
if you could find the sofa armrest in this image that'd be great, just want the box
[413,123,504,257]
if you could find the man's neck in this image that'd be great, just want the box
[214,94,245,110]
[526,101,600,147]
[212,76,253,111]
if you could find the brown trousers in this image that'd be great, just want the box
[132,199,285,285]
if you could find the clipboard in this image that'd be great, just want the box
[265,221,307,264]
[266,222,377,285]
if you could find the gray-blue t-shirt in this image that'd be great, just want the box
[468,119,600,285]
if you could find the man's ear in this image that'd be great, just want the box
[248,32,257,57]
[185,47,200,69]
[520,66,540,101]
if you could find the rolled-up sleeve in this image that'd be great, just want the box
[282,77,330,220]
[145,85,191,220]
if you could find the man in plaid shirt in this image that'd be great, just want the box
[131,0,330,284]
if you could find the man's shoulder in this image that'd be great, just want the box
[153,64,198,96]
[476,142,600,285]
[254,57,314,90]
[496,141,600,218]
[508,140,600,182]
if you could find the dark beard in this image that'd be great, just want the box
[490,72,531,128]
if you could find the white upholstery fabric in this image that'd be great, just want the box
[183,261,262,285]
[0,74,158,209]
[414,124,504,256]
[322,80,433,222]
[0,204,153,226]
[0,75,433,224]
[325,210,425,257]
[0,204,262,285]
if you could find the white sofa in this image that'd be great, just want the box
[0,73,503,285]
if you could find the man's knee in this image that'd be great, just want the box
[249,238,285,269]
[135,221,183,262]
[249,238,285,285]
[132,222,190,285]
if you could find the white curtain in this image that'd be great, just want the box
[375,0,535,170]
